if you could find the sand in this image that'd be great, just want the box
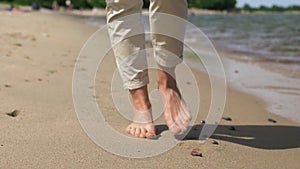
[0,10,299,168]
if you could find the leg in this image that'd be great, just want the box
[106,0,155,138]
[149,0,191,134]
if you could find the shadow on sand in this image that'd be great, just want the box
[155,124,300,150]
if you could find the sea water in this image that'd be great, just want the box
[186,13,300,123]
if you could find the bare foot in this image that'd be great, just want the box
[126,109,156,138]
[157,66,191,134]
[125,85,156,138]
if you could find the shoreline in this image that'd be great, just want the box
[219,53,300,123]
[184,51,300,124]
[183,46,300,123]
[0,10,299,168]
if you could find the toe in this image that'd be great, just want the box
[178,112,190,129]
[169,122,181,134]
[164,110,174,125]
[130,127,136,136]
[126,125,132,134]
[175,116,187,132]
[135,128,141,137]
[181,103,192,121]
[179,109,190,122]
[145,124,156,138]
[140,128,146,138]
[145,130,155,138]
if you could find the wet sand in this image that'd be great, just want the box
[0,11,299,168]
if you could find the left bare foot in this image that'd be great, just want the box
[125,85,156,138]
[126,109,155,138]
[157,66,191,134]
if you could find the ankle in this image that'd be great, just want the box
[133,100,151,112]
[129,85,151,112]
[157,69,177,91]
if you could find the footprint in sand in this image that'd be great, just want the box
[6,110,20,117]
[268,118,277,123]
[48,70,58,75]
[4,84,12,88]
[42,33,50,38]
[222,117,232,121]
[48,70,58,74]
[24,56,32,61]
[211,140,219,145]
[14,43,22,47]
[5,32,36,41]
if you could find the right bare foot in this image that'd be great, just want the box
[125,85,156,138]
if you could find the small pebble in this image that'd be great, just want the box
[212,140,219,145]
[1,144,3,146]
[200,120,205,124]
[6,110,20,117]
[268,118,277,123]
[222,117,232,121]
[229,126,236,131]
[234,70,239,74]
[38,78,43,81]
[186,81,191,85]
[191,150,202,157]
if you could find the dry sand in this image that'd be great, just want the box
[0,11,299,168]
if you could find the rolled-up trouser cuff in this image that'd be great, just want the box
[123,69,149,90]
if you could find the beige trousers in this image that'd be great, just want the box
[106,0,187,90]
